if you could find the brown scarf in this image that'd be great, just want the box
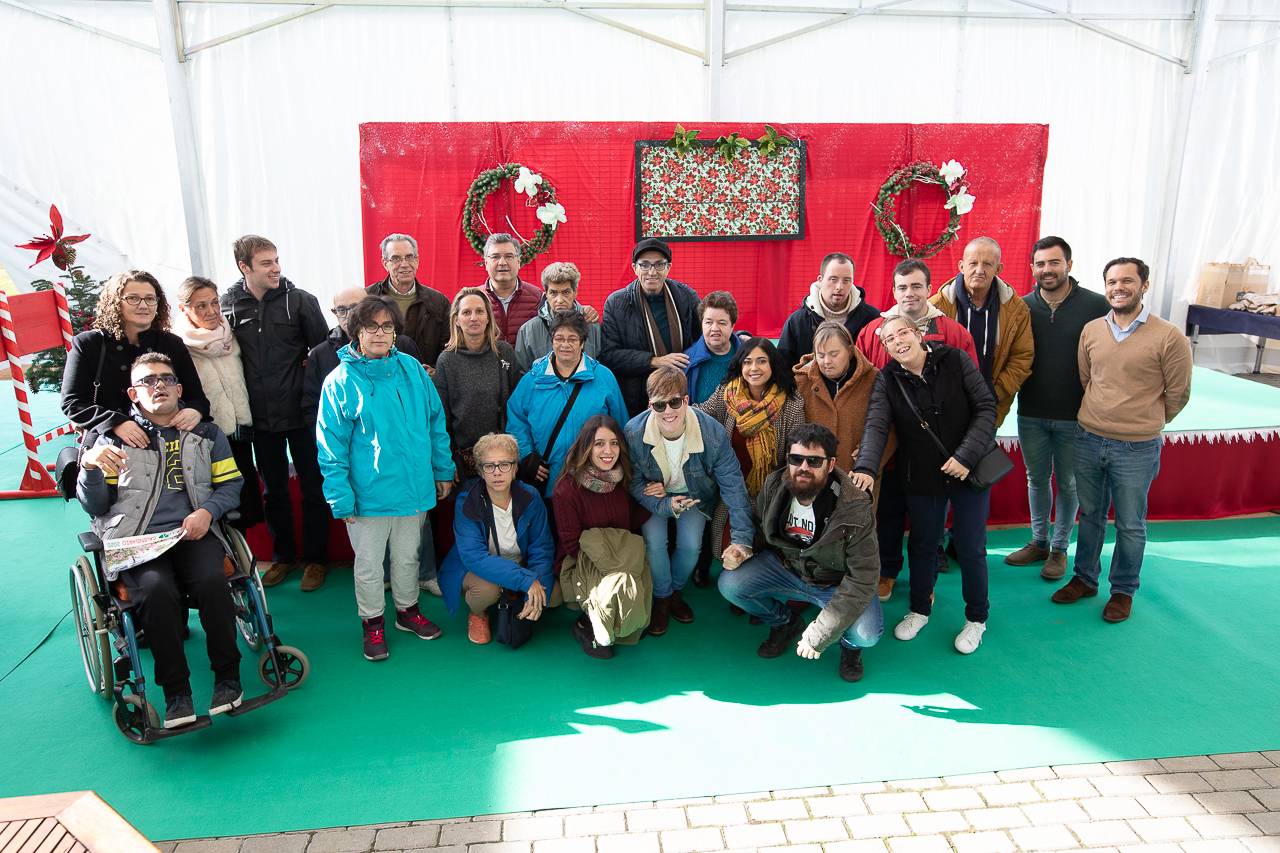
[723,377,785,494]
[637,282,683,357]
[577,464,623,494]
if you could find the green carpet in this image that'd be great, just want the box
[1,489,1278,840]
[0,390,75,488]
[997,366,1280,438]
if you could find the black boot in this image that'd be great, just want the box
[839,647,864,682]
[757,610,805,659]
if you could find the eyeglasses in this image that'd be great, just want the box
[787,453,830,469]
[551,335,583,346]
[123,295,159,307]
[635,261,670,272]
[386,254,418,264]
[649,396,685,413]
[332,304,359,318]
[487,253,519,262]
[133,374,179,390]
[480,460,516,474]
[362,322,396,335]
[186,299,219,313]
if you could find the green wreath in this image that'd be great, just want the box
[462,163,560,265]
[873,162,963,259]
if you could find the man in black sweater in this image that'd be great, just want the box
[1006,236,1109,580]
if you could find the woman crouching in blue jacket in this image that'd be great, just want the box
[316,296,456,662]
[440,433,558,645]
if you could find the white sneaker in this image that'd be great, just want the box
[419,578,443,596]
[954,621,986,654]
[894,612,929,641]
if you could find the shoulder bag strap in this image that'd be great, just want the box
[90,330,108,406]
[540,381,584,459]
[891,372,953,461]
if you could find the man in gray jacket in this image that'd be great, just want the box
[513,262,602,371]
[78,353,244,729]
[718,423,883,682]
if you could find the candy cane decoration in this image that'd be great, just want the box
[0,291,59,494]
[50,279,75,351]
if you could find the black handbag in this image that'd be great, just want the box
[892,374,1012,491]
[481,493,535,649]
[517,381,584,486]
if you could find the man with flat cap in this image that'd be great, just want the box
[601,238,702,417]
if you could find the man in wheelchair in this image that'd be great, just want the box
[76,352,245,729]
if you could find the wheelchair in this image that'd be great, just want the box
[68,516,310,744]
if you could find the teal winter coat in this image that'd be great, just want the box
[316,345,456,518]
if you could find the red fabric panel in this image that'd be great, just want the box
[359,122,1048,337]
[5,291,64,356]
[988,435,1280,524]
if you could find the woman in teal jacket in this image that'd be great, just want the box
[506,312,628,499]
[316,296,456,662]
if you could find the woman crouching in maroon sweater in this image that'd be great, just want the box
[552,415,652,659]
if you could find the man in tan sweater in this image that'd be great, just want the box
[1050,257,1192,623]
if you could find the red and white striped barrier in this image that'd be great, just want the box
[0,291,60,496]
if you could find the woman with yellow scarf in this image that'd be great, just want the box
[697,337,805,561]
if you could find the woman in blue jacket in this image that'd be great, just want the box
[506,312,628,500]
[316,296,456,662]
[439,433,557,645]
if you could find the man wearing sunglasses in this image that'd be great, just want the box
[718,423,882,682]
[626,367,754,635]
[76,353,245,729]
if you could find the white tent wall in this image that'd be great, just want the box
[0,0,1276,371]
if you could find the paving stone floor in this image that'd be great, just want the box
[159,752,1280,853]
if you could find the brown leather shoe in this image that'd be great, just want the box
[1051,576,1098,604]
[260,561,299,587]
[1102,593,1133,623]
[647,596,671,636]
[1040,551,1068,581]
[1005,543,1049,566]
[670,590,694,624]
[299,563,327,592]
[878,577,895,602]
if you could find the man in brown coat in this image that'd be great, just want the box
[366,233,450,368]
[930,237,1034,427]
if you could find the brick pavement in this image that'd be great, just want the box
[161,752,1280,853]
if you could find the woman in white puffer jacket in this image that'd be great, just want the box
[174,276,263,529]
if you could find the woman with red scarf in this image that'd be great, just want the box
[696,337,805,557]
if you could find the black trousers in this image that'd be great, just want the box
[905,483,991,623]
[229,436,264,530]
[877,468,907,578]
[253,426,330,563]
[120,536,240,699]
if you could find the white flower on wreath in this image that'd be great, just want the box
[514,166,543,198]
[945,186,976,216]
[938,159,966,186]
[536,202,567,228]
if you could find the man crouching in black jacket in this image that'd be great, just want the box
[717,423,883,682]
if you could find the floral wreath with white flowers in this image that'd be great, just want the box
[872,160,975,259]
[463,164,566,265]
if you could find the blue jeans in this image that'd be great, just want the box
[717,550,883,650]
[904,483,991,623]
[642,510,708,598]
[1072,427,1162,596]
[383,512,438,583]
[1017,416,1081,552]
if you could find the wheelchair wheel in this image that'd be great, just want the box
[231,578,265,651]
[113,694,160,744]
[258,645,309,691]
[69,558,112,697]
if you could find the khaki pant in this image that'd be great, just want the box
[461,572,562,614]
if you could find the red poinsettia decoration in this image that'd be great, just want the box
[16,204,90,270]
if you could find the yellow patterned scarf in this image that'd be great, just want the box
[723,378,784,495]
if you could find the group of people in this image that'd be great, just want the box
[62,229,1194,729]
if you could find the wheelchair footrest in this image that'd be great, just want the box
[150,715,213,740]
[226,686,287,717]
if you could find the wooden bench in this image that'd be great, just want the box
[0,791,154,853]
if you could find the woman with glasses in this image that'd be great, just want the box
[62,270,211,446]
[852,316,997,656]
[506,312,628,503]
[624,366,754,636]
[433,287,524,479]
[553,415,652,658]
[696,337,804,561]
[315,296,455,661]
[172,276,262,529]
[439,433,557,645]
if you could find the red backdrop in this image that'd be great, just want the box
[359,122,1048,335]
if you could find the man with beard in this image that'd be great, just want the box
[717,423,882,682]
[777,253,880,370]
[1006,237,1109,580]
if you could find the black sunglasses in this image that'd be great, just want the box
[649,396,685,413]
[787,453,830,469]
